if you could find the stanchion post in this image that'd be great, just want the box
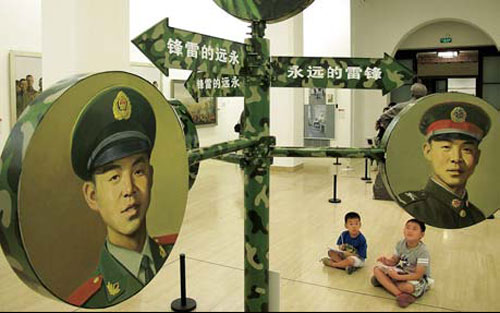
[328,174,341,204]
[361,158,372,183]
[171,254,197,312]
[333,156,341,166]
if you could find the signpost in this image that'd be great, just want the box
[271,54,414,95]
[132,18,247,77]
[133,2,414,311]
[184,71,245,101]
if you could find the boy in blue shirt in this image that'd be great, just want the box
[321,212,367,274]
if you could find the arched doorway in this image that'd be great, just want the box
[390,19,500,109]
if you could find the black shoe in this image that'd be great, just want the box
[346,266,357,275]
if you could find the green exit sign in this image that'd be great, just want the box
[440,37,452,44]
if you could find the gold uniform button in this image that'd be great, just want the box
[459,209,467,218]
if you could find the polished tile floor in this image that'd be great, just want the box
[1,158,499,311]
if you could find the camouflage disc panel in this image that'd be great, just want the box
[381,92,500,229]
[0,73,88,299]
[0,72,189,308]
[213,0,315,24]
[169,99,200,189]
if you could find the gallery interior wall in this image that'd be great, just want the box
[303,0,352,148]
[0,0,42,150]
[0,0,351,159]
[2,0,498,153]
[268,13,305,168]
[42,0,130,87]
[350,0,500,147]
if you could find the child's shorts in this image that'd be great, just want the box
[407,277,430,298]
[347,255,365,268]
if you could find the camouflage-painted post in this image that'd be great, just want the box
[242,21,271,312]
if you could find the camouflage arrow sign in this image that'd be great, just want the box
[185,71,245,101]
[271,53,414,95]
[132,18,247,77]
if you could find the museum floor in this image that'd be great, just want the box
[1,158,499,311]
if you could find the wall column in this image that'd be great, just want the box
[42,0,130,86]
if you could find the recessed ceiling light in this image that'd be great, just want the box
[437,51,459,58]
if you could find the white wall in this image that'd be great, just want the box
[303,0,352,148]
[42,0,130,87]
[268,14,304,168]
[350,0,500,147]
[7,0,497,152]
[0,0,42,150]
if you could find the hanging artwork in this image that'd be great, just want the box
[171,79,217,126]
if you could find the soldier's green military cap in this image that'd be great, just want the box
[419,101,491,142]
[71,87,156,181]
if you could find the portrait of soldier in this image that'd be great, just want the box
[397,101,491,229]
[66,88,176,308]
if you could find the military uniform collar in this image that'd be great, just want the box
[107,236,156,282]
[429,178,466,199]
[98,242,145,303]
[426,179,469,215]
[150,237,169,272]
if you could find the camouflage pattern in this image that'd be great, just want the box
[271,147,385,162]
[0,73,90,301]
[271,53,414,95]
[213,153,245,167]
[169,99,200,189]
[188,138,258,165]
[213,0,315,24]
[132,18,247,77]
[185,71,245,102]
[242,24,271,312]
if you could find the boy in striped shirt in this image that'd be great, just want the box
[372,219,432,308]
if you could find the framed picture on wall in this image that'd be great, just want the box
[170,79,217,126]
[325,89,336,104]
[304,104,335,139]
[9,50,43,127]
[129,62,164,94]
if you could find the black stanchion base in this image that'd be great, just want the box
[333,161,342,165]
[328,198,341,204]
[171,298,197,312]
[361,177,372,182]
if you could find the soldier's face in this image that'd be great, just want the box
[424,139,480,190]
[83,153,153,240]
[27,76,34,87]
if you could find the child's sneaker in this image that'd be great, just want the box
[345,266,357,275]
[370,276,382,287]
[396,293,416,308]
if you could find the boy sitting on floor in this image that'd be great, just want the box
[371,218,433,308]
[321,211,367,275]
